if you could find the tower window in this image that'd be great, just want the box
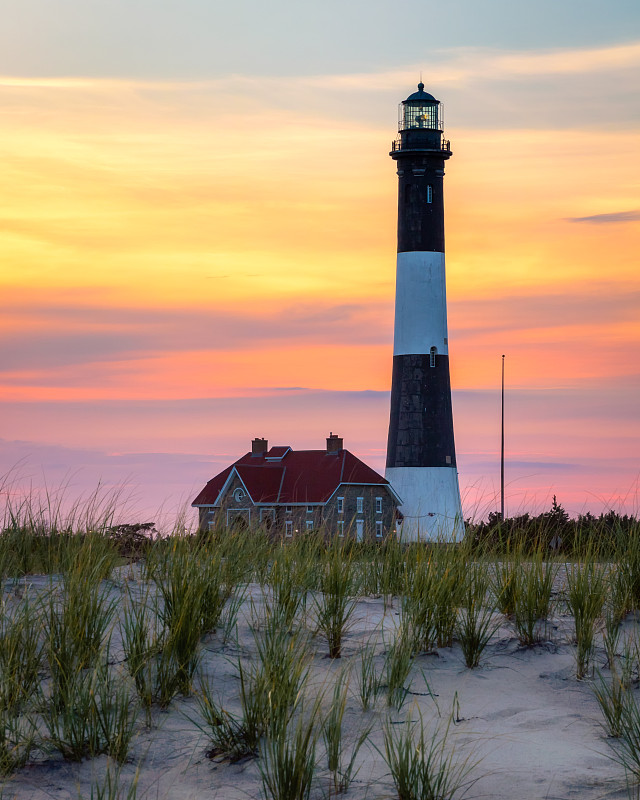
[430,347,437,368]
[426,185,433,203]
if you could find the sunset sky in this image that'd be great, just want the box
[1,0,639,524]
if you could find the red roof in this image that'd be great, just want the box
[192,447,394,507]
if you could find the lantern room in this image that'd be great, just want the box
[398,82,444,132]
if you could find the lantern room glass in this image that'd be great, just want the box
[399,102,443,132]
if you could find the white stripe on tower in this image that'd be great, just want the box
[385,83,463,542]
[393,251,448,357]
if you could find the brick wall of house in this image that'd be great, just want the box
[322,485,396,540]
[197,477,396,541]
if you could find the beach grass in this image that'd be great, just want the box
[2,491,640,798]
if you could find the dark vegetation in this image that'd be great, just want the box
[465,495,639,555]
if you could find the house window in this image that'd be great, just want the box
[426,185,433,203]
[376,521,383,538]
[285,506,292,514]
[307,505,313,514]
[285,520,293,537]
[430,346,437,368]
[233,488,245,502]
[337,521,344,537]
[376,497,383,514]
[306,520,314,531]
[356,497,364,514]
[337,497,344,514]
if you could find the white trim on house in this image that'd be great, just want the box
[201,467,254,509]
[226,508,252,525]
[324,482,403,507]
[265,447,292,461]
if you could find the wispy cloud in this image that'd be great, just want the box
[566,210,640,224]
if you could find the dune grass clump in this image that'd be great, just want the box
[456,565,499,669]
[0,706,37,776]
[315,544,359,659]
[431,546,466,649]
[44,663,137,763]
[265,548,307,630]
[379,536,406,604]
[383,712,476,800]
[195,608,311,761]
[384,620,418,711]
[401,554,438,653]
[147,539,215,699]
[601,684,640,790]
[0,600,39,776]
[593,661,635,740]
[84,763,139,800]
[615,534,640,615]
[356,640,383,711]
[566,555,607,679]
[45,563,118,712]
[490,545,523,616]
[194,670,263,761]
[0,596,44,713]
[322,671,371,794]
[259,700,321,800]
[120,588,158,722]
[513,552,557,646]
[254,605,311,718]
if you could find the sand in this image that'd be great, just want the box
[2,563,635,800]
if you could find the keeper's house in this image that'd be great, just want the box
[192,434,401,541]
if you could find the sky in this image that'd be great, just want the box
[1,0,639,526]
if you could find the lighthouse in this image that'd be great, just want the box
[385,83,464,542]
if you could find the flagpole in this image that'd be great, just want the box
[501,354,505,519]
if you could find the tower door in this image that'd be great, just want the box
[356,519,364,542]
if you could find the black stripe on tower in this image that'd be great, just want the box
[396,157,446,253]
[386,354,457,468]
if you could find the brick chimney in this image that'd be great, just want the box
[326,432,343,453]
[251,437,268,456]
